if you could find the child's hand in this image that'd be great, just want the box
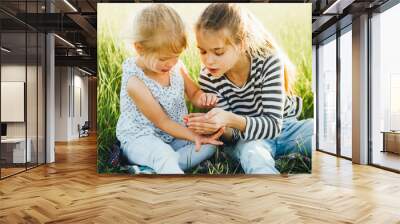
[199,93,218,108]
[184,113,221,135]
[183,113,205,125]
[193,127,225,152]
[184,108,227,135]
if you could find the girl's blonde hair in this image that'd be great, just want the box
[195,3,296,96]
[133,4,187,55]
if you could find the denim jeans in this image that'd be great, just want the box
[121,135,216,174]
[224,118,314,174]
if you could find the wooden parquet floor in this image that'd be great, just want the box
[1,135,400,224]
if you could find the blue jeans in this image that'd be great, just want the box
[225,118,314,174]
[121,135,216,174]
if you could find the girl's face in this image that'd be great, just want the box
[196,29,242,77]
[142,52,180,74]
[135,43,181,75]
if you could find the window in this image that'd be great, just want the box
[339,28,352,158]
[0,1,47,179]
[370,3,400,171]
[317,36,337,154]
[390,74,400,130]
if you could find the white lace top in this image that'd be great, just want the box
[116,57,188,144]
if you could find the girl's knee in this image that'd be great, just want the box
[237,141,277,174]
[238,140,271,153]
[236,140,273,160]
[152,150,183,174]
[237,140,262,149]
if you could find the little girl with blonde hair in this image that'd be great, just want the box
[116,4,223,174]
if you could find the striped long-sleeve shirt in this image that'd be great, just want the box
[198,54,302,143]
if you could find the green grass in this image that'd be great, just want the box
[97,31,128,173]
[181,45,206,114]
[97,5,313,174]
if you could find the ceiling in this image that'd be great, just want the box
[0,0,392,76]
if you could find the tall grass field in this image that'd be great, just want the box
[97,3,313,174]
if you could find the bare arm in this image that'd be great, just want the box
[126,76,223,149]
[178,62,217,108]
[127,76,198,141]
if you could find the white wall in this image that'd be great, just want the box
[1,63,46,164]
[54,67,89,141]
[55,66,69,141]
[1,65,27,140]
[77,72,89,138]
[1,65,40,137]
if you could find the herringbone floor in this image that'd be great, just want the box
[1,135,400,224]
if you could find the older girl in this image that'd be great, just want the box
[185,3,313,174]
